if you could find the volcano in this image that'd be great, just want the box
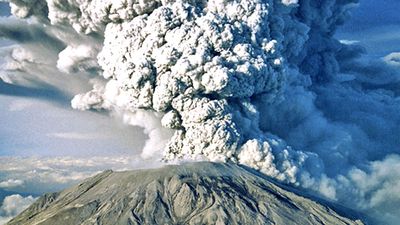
[8,162,364,225]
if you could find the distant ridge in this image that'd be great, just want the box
[8,162,364,225]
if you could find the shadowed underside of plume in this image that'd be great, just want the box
[8,162,364,225]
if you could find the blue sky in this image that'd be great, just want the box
[337,0,400,58]
[340,0,400,31]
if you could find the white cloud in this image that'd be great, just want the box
[0,73,12,84]
[46,132,108,140]
[339,40,360,45]
[0,156,163,194]
[0,179,24,189]
[281,0,298,6]
[384,52,400,66]
[336,155,400,225]
[0,194,36,225]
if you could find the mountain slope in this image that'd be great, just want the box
[8,162,364,225]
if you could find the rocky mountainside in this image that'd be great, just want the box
[8,162,364,225]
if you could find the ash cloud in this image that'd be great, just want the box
[1,0,400,224]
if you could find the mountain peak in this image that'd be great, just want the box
[8,162,364,225]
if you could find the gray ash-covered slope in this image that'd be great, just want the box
[8,162,364,225]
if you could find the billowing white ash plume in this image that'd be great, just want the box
[58,0,315,184]
[2,0,353,187]
[3,0,400,224]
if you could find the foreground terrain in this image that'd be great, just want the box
[8,162,364,225]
